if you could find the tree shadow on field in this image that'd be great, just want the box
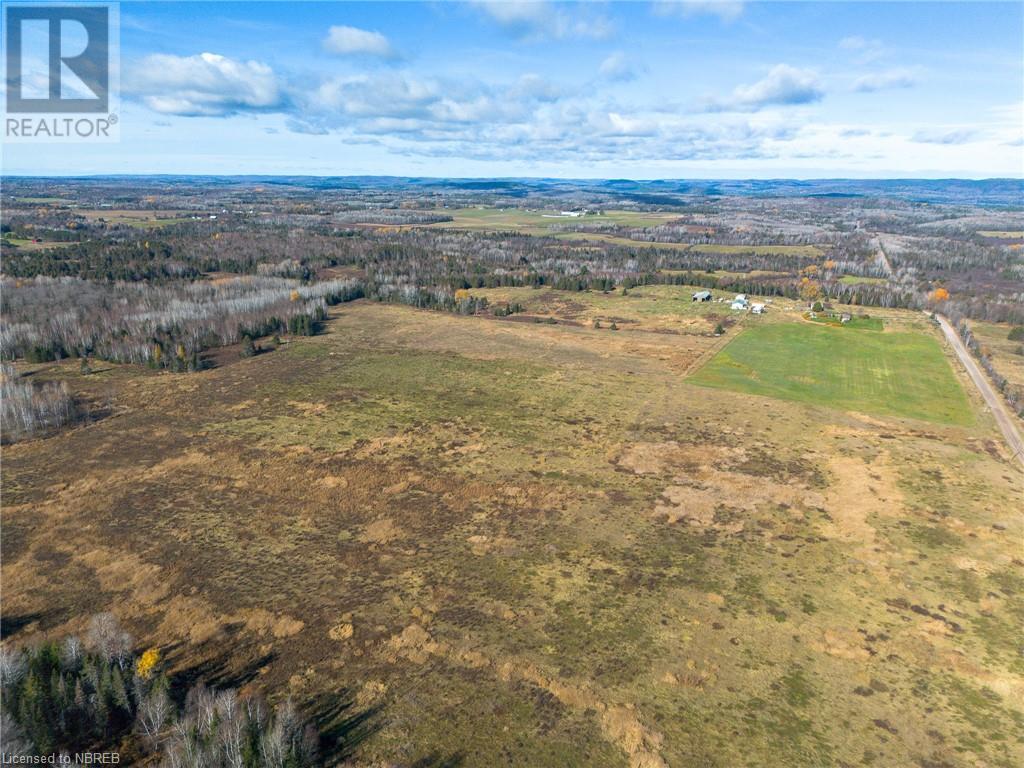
[165,638,277,708]
[0,611,44,639]
[306,690,384,764]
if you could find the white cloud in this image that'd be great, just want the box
[292,71,553,136]
[116,41,1014,176]
[839,35,885,63]
[599,52,639,82]
[126,52,284,116]
[653,1,745,23]
[597,111,657,136]
[852,68,918,93]
[839,35,874,50]
[323,25,397,59]
[469,1,613,40]
[510,73,563,102]
[707,64,824,112]
[911,128,977,145]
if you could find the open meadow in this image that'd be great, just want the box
[3,290,1023,767]
[425,207,681,234]
[966,320,1024,399]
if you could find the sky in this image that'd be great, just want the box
[2,0,1022,178]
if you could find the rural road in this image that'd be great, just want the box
[931,312,1024,468]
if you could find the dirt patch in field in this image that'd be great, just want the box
[381,622,668,768]
[820,455,902,544]
[359,517,404,544]
[615,441,741,476]
[810,628,871,661]
[652,465,813,533]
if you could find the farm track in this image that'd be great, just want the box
[933,312,1024,467]
[680,324,737,377]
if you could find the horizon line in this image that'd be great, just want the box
[3,174,1022,182]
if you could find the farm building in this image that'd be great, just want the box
[731,294,749,311]
[692,290,712,302]
[751,303,766,314]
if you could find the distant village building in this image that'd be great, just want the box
[751,303,766,314]
[731,294,749,311]
[840,313,852,323]
[692,290,712,302]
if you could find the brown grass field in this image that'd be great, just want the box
[966,319,1024,412]
[3,293,1023,767]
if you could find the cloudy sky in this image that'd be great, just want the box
[5,0,1022,178]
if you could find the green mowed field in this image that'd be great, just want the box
[691,321,973,424]
[838,274,888,286]
[806,313,884,331]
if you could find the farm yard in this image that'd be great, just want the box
[3,294,1022,768]
[465,284,754,335]
[0,236,73,252]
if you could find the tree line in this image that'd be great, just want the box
[1,276,363,369]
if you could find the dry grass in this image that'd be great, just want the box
[3,300,1022,767]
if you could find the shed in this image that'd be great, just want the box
[692,290,712,302]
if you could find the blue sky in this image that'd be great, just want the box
[4,0,1022,177]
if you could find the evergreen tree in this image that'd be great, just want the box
[240,335,257,358]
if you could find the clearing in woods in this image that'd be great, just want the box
[689,320,973,425]
[3,299,1021,768]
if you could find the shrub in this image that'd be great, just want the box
[135,649,160,681]
[1008,326,1024,341]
